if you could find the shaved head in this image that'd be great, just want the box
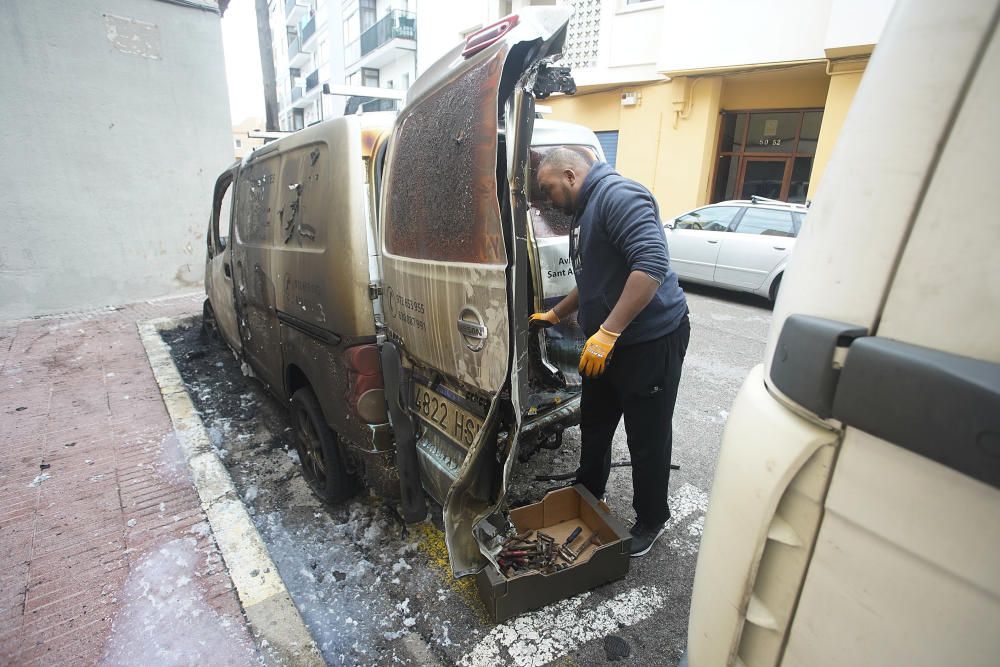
[538,146,596,175]
[536,147,598,215]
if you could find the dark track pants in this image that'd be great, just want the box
[576,315,690,527]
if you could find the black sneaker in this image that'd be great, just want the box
[629,521,666,557]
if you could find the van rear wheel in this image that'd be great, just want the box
[290,387,357,504]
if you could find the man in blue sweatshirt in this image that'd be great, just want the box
[530,148,689,557]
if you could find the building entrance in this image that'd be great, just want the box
[712,109,823,203]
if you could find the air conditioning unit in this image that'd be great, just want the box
[621,90,641,106]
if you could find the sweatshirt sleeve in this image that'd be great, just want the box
[600,180,670,283]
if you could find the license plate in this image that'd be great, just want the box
[412,383,483,448]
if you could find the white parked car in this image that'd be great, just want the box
[664,196,807,301]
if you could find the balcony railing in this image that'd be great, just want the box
[305,69,320,91]
[301,15,316,43]
[291,86,304,103]
[288,36,301,58]
[360,10,416,58]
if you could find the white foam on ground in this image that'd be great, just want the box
[459,586,666,667]
[100,537,259,666]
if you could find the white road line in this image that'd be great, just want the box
[459,586,666,667]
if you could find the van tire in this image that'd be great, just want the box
[201,299,220,341]
[769,274,783,303]
[290,387,357,504]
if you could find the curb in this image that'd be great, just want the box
[138,315,324,667]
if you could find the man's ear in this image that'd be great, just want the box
[565,168,576,186]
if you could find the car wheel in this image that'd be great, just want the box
[769,274,783,303]
[290,387,358,504]
[201,299,220,341]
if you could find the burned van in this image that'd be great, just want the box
[205,6,593,577]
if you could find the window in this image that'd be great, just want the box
[712,109,823,204]
[528,145,599,238]
[234,139,243,149]
[595,130,619,168]
[384,52,506,263]
[362,67,379,88]
[734,208,796,237]
[674,205,741,232]
[212,177,234,249]
[360,0,376,31]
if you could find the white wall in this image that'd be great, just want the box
[416,0,493,75]
[825,0,894,55]
[658,0,833,73]
[658,0,895,74]
[0,0,233,319]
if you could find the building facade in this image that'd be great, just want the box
[0,0,233,319]
[266,0,416,131]
[547,0,896,216]
[418,0,895,218]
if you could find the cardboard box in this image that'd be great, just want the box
[476,484,631,622]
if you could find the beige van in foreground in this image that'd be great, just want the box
[682,0,1000,665]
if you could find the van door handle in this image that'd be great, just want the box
[224,263,232,278]
[707,240,719,244]
[773,246,786,250]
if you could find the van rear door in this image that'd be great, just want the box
[378,7,573,575]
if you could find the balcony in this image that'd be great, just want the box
[284,0,308,26]
[291,85,304,104]
[288,35,311,69]
[301,15,316,44]
[362,10,416,56]
[305,69,320,91]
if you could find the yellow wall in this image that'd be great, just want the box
[809,65,865,198]
[720,75,830,110]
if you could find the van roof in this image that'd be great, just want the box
[531,118,602,148]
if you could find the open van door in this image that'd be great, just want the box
[378,7,575,576]
[205,166,242,353]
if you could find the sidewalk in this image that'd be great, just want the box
[0,295,259,666]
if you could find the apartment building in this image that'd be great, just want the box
[265,0,416,131]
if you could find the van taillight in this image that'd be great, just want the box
[462,14,519,58]
[344,344,387,424]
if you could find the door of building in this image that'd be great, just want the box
[712,109,823,204]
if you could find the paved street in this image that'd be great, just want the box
[165,283,772,666]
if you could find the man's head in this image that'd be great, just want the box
[536,147,596,215]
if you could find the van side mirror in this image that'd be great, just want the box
[664,220,675,230]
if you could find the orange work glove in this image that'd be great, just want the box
[528,310,560,329]
[579,325,621,378]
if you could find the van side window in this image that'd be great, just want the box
[734,208,796,237]
[212,176,234,249]
[235,159,278,246]
[382,51,507,264]
[528,145,597,238]
[675,206,741,231]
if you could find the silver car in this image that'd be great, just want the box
[664,196,806,301]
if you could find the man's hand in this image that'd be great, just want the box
[529,310,560,330]
[579,326,621,378]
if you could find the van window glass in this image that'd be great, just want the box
[383,48,507,264]
[213,178,234,246]
[235,158,278,246]
[735,208,796,237]
[675,206,740,231]
[528,145,598,238]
